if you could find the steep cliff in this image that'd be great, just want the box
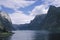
[28,5,60,32]
[0,11,13,32]
[13,5,60,32]
[41,5,60,32]
[29,14,46,30]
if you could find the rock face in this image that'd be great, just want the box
[0,11,13,32]
[28,5,60,32]
[14,5,60,32]
[29,14,46,30]
[12,14,46,30]
[41,5,60,32]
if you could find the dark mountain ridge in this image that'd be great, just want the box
[28,14,46,30]
[0,11,14,32]
[13,5,60,32]
[41,5,60,32]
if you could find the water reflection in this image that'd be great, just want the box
[1,31,59,40]
[11,30,35,40]
[34,31,49,40]
[11,30,49,40]
[0,36,11,40]
[0,30,49,40]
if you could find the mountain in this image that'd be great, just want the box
[40,5,60,32]
[28,14,46,30]
[12,24,19,30]
[0,11,13,32]
[13,5,60,32]
[18,24,29,30]
[13,14,46,30]
[28,5,60,32]
[13,24,29,30]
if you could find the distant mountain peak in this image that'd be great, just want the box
[0,11,11,23]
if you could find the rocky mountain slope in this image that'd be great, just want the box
[41,5,60,32]
[13,5,60,32]
[29,14,46,30]
[0,11,13,32]
[28,5,60,32]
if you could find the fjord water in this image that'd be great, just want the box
[0,30,49,40]
[11,30,49,40]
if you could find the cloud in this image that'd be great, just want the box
[9,11,34,24]
[0,0,36,10]
[0,0,36,24]
[44,0,60,7]
[0,6,2,10]
[30,0,60,16]
[30,5,48,16]
[1,0,60,24]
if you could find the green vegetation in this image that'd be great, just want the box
[0,32,13,37]
[0,11,14,37]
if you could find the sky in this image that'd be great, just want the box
[0,0,60,24]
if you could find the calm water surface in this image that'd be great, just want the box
[0,30,49,40]
[11,30,49,40]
